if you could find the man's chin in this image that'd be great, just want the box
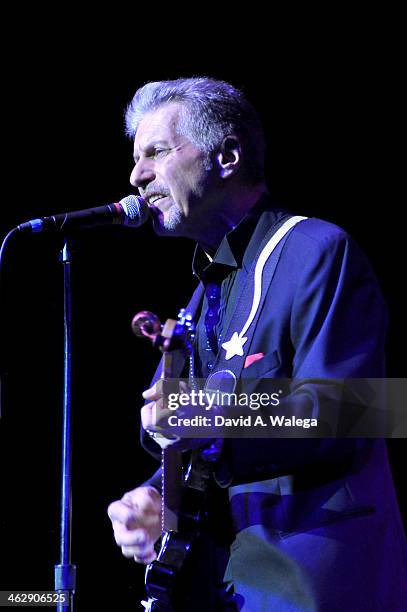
[151,205,184,234]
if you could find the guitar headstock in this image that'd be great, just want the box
[131,308,195,357]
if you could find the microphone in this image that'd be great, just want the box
[17,195,150,233]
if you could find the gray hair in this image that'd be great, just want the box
[125,77,266,185]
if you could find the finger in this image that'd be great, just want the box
[107,501,139,526]
[179,380,191,393]
[142,384,161,401]
[141,402,155,430]
[134,549,157,565]
[142,406,180,444]
[120,490,162,525]
[141,401,171,431]
[121,543,155,560]
[108,497,159,530]
[113,526,148,547]
[121,488,161,513]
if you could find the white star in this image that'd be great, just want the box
[221,332,248,360]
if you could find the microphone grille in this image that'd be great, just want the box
[119,195,150,227]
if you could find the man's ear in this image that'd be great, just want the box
[216,135,242,179]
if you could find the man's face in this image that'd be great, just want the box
[130,103,217,236]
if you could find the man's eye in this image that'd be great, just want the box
[152,148,168,158]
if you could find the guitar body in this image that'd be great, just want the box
[146,531,193,609]
[142,449,213,611]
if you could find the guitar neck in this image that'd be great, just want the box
[162,447,183,532]
[160,350,184,533]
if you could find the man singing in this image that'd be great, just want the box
[108,77,407,611]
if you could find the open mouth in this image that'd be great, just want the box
[146,194,169,207]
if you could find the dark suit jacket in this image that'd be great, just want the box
[142,211,407,611]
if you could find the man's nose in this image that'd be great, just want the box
[130,159,156,190]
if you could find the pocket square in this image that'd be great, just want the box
[244,352,265,368]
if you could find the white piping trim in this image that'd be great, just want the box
[222,215,308,360]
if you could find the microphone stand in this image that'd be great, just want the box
[54,238,76,611]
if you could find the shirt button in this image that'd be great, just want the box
[207,361,214,371]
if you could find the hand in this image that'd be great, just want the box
[107,486,161,565]
[141,381,209,451]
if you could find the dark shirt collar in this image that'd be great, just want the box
[192,193,285,281]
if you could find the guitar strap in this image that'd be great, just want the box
[206,214,307,386]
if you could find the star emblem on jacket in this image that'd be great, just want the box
[221,332,248,360]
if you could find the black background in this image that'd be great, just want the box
[0,18,404,611]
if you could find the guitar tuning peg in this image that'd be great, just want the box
[131,310,161,340]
